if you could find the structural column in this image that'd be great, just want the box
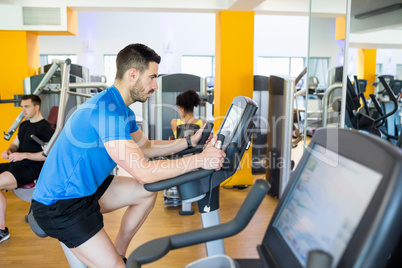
[215,11,255,186]
[357,48,377,98]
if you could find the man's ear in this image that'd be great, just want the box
[127,68,139,82]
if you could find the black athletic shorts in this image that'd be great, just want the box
[31,175,114,248]
[0,162,41,188]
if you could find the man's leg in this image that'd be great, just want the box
[32,175,128,267]
[0,171,18,230]
[70,228,125,268]
[99,175,157,257]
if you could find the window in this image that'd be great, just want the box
[40,54,77,66]
[376,63,383,75]
[308,57,330,88]
[104,55,117,85]
[290,58,305,78]
[257,56,306,77]
[257,56,306,87]
[181,56,215,78]
[257,57,289,76]
[396,64,402,79]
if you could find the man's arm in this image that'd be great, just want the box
[8,151,47,162]
[4,127,50,162]
[1,136,20,159]
[105,134,224,184]
[130,125,206,159]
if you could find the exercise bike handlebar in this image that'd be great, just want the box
[145,133,225,192]
[127,179,270,268]
[170,122,213,158]
[145,169,214,191]
[215,133,225,149]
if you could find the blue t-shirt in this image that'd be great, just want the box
[33,86,139,205]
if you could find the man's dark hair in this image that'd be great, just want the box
[21,94,41,107]
[176,89,201,113]
[115,43,161,80]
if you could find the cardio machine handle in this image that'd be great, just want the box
[369,94,386,128]
[369,94,384,117]
[169,122,213,158]
[145,169,214,191]
[145,133,225,192]
[215,133,225,149]
[373,77,399,128]
[379,76,398,104]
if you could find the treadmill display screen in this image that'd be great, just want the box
[273,144,382,267]
[218,103,244,151]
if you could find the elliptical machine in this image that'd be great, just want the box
[344,75,401,143]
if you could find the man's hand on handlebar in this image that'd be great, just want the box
[200,134,226,171]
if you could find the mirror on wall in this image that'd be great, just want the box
[347,0,402,144]
[304,0,347,143]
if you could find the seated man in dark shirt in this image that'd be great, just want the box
[0,94,54,243]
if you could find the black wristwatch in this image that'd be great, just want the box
[186,136,193,148]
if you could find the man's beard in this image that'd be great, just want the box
[129,80,152,103]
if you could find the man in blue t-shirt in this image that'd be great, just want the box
[31,43,225,267]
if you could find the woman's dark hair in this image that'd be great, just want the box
[176,89,201,113]
[115,43,161,80]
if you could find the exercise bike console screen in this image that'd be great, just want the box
[218,103,244,151]
[273,144,382,267]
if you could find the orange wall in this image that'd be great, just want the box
[0,31,39,162]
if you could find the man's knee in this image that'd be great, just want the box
[142,191,157,208]
[0,172,18,190]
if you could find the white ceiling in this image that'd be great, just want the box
[0,0,345,17]
[1,0,400,23]
[348,0,402,48]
